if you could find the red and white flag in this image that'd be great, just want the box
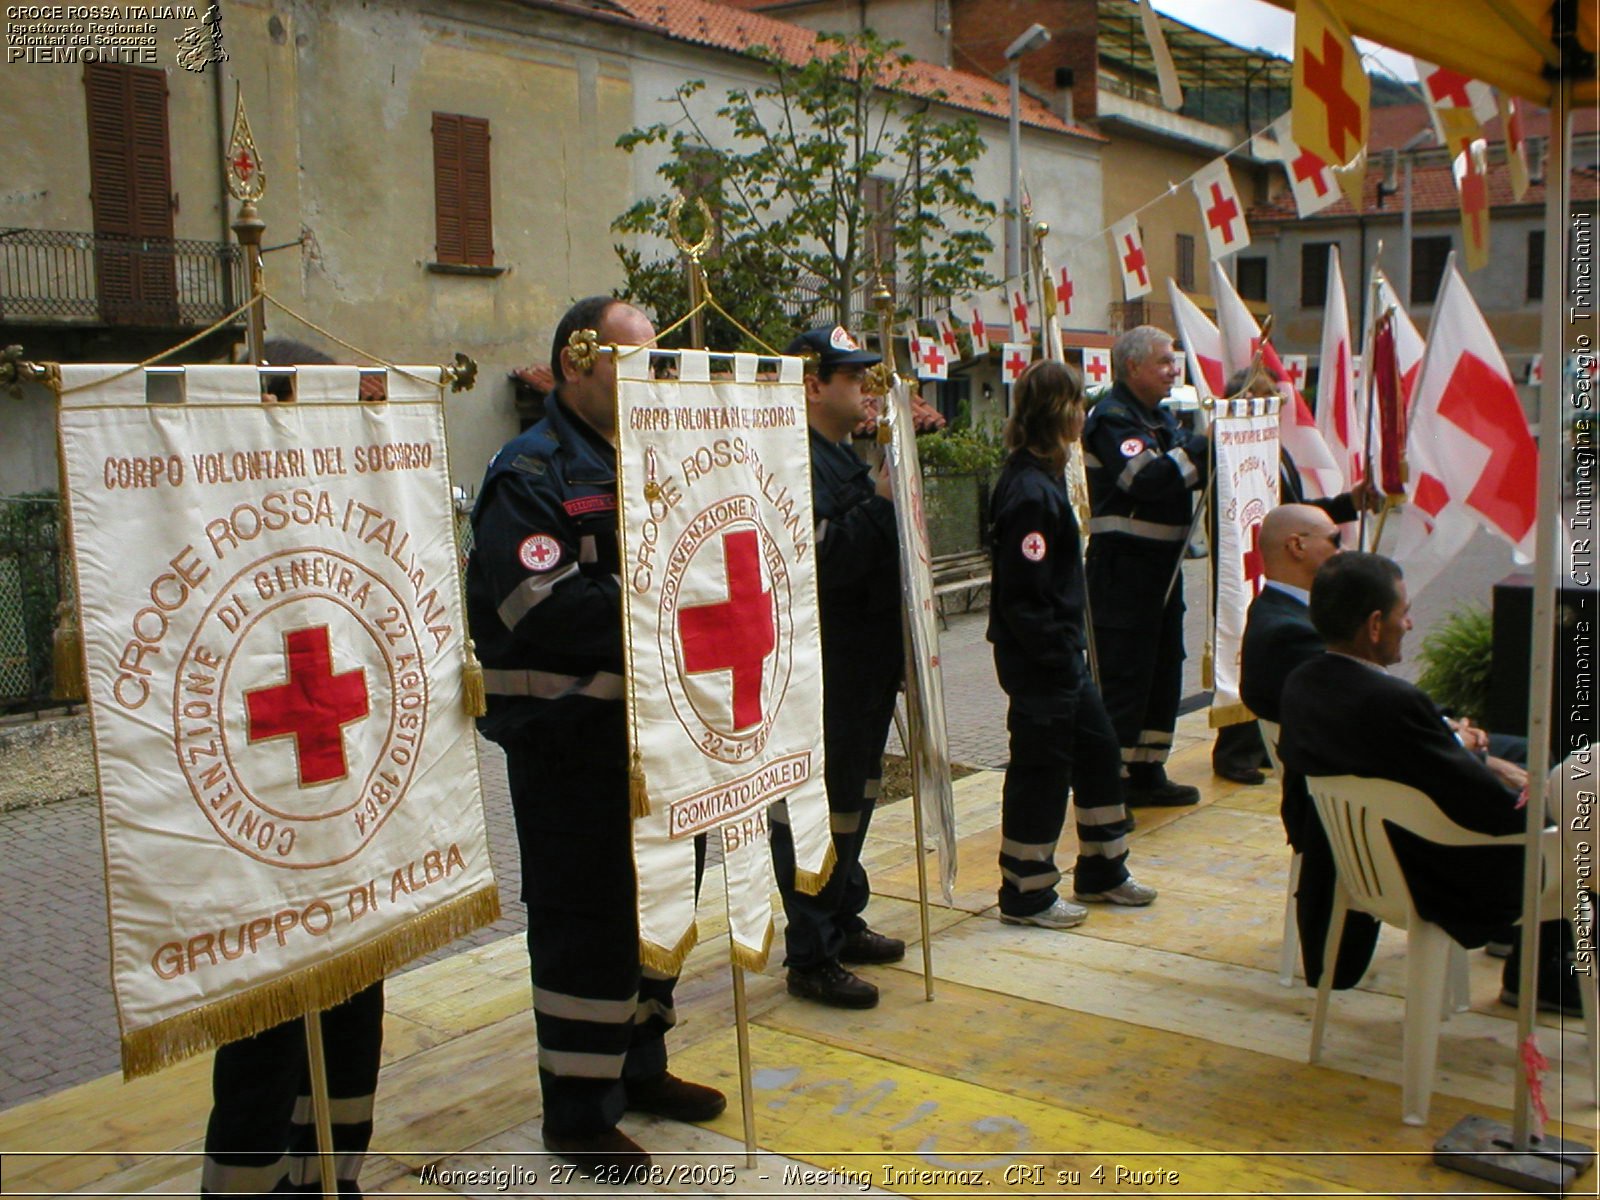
[1499,92,1531,201]
[1253,113,1340,219]
[1192,158,1251,259]
[1110,216,1151,300]
[1371,268,1425,400]
[1055,264,1075,316]
[965,300,990,355]
[1292,0,1369,207]
[914,331,950,380]
[1439,107,1492,272]
[1166,278,1226,398]
[1415,58,1497,139]
[1010,290,1032,340]
[1000,342,1032,386]
[1212,262,1343,498]
[1081,347,1113,389]
[1280,355,1309,393]
[1316,245,1361,489]
[1392,262,1537,594]
[935,310,961,359]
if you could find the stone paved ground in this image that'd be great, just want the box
[0,522,1522,1111]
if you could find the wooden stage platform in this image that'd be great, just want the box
[2,712,1595,1196]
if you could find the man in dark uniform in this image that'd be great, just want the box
[466,297,724,1172]
[1083,325,1209,806]
[769,325,907,1010]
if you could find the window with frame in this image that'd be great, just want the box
[1236,256,1268,302]
[432,112,493,267]
[1175,233,1195,290]
[1300,241,1333,307]
[1527,230,1544,301]
[1411,235,1452,304]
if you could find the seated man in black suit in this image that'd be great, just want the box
[1239,504,1378,987]
[1278,552,1577,1012]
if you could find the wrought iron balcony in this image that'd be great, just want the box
[0,228,246,328]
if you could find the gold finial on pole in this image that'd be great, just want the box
[668,195,714,350]
[226,82,267,363]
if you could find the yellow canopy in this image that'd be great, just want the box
[1262,0,1596,105]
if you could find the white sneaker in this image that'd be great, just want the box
[1000,898,1089,929]
[1075,877,1158,906]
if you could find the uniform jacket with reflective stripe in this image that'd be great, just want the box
[1082,382,1209,551]
[986,450,1086,696]
[466,395,622,742]
[808,427,901,674]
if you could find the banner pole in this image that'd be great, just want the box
[729,964,758,1167]
[302,1012,338,1200]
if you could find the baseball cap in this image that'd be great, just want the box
[785,325,882,369]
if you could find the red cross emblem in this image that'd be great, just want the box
[1056,267,1074,314]
[970,309,986,348]
[1283,356,1307,390]
[1021,531,1047,562]
[1003,345,1030,383]
[245,626,370,787]
[1303,30,1363,162]
[1292,150,1333,197]
[919,338,948,377]
[678,530,776,730]
[518,534,561,572]
[232,148,257,181]
[1460,165,1488,244]
[1242,523,1265,597]
[1438,353,1536,540]
[1012,292,1031,337]
[1084,352,1109,384]
[1205,181,1240,244]
[1425,66,1474,108]
[940,320,960,355]
[1121,235,1148,287]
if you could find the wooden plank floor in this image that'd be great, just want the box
[2,712,1595,1196]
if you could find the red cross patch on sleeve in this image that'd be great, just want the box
[1119,436,1147,458]
[1021,532,1047,561]
[518,534,562,572]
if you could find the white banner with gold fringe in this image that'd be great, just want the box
[57,364,499,1078]
[615,348,830,972]
[1210,396,1281,728]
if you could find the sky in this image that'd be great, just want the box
[1153,0,1419,83]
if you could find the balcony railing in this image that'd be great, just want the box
[0,228,246,328]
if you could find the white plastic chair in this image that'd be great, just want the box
[1304,774,1597,1126]
[1257,719,1301,987]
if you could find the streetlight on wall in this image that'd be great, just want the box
[1005,22,1052,282]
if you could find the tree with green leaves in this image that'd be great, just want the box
[613,31,998,350]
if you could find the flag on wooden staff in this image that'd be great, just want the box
[614,348,831,971]
[57,364,500,1078]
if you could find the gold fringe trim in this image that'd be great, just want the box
[461,637,487,718]
[792,839,837,897]
[1209,701,1255,729]
[729,919,775,973]
[638,922,698,977]
[629,749,650,820]
[120,884,500,1080]
[1201,643,1214,692]
[51,600,85,701]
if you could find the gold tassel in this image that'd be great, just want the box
[51,600,84,701]
[629,748,650,819]
[461,637,486,717]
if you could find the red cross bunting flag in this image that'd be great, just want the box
[1438,107,1492,272]
[1391,262,1537,596]
[966,300,991,354]
[1110,215,1151,300]
[1499,92,1531,201]
[1415,58,1497,139]
[614,349,830,972]
[56,364,499,1078]
[880,371,957,899]
[1252,113,1340,219]
[1292,0,1368,207]
[1081,347,1113,389]
[1055,265,1075,317]
[1001,342,1033,386]
[1209,395,1282,728]
[916,331,951,381]
[935,310,962,360]
[1191,158,1250,259]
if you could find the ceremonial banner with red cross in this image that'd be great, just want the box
[614,349,830,972]
[1209,396,1281,728]
[57,364,499,1078]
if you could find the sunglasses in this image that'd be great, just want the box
[1296,529,1342,548]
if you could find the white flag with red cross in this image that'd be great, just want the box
[1392,263,1537,595]
[934,310,961,361]
[1191,158,1251,259]
[965,299,991,354]
[1166,279,1227,399]
[1000,342,1033,386]
[1315,244,1361,491]
[1055,264,1075,316]
[1010,290,1032,340]
[1212,261,1343,499]
[1081,347,1113,390]
[1253,113,1340,219]
[1110,215,1151,300]
[915,331,951,380]
[57,363,500,1078]
[1415,58,1498,139]
[616,349,831,971]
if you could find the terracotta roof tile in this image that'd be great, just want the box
[1248,159,1598,225]
[609,0,1102,140]
[857,391,947,437]
[1367,101,1599,153]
